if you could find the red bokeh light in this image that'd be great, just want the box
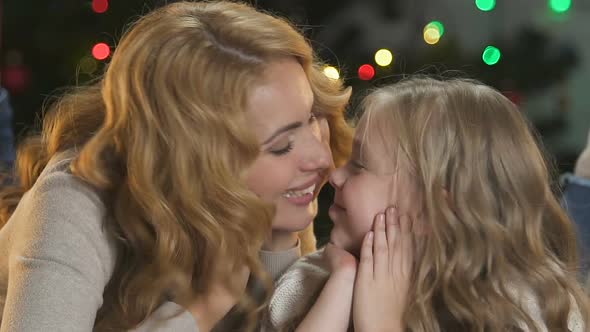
[358,64,375,81]
[92,0,109,14]
[1,65,32,94]
[92,43,111,60]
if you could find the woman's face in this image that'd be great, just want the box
[328,113,422,255]
[245,57,333,233]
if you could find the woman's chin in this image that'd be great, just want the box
[271,198,317,231]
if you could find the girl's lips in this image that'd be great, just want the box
[331,200,346,211]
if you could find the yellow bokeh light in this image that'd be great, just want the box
[80,56,98,74]
[423,28,441,45]
[323,66,340,80]
[374,49,393,67]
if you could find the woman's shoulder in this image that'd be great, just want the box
[6,151,116,279]
[30,151,104,209]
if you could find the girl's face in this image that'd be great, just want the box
[246,57,333,234]
[328,112,422,255]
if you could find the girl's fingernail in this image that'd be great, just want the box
[367,231,374,240]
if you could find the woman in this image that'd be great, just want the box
[0,1,351,331]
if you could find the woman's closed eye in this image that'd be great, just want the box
[268,112,319,156]
[270,141,293,156]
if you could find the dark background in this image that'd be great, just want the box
[2,0,588,245]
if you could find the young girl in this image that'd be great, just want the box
[268,77,590,331]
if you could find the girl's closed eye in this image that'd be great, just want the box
[350,159,365,170]
[309,112,318,124]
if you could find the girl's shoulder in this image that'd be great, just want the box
[267,249,329,330]
[508,283,585,332]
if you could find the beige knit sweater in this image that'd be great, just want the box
[0,153,301,331]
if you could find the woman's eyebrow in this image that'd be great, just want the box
[263,122,302,145]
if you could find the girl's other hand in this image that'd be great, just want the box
[353,207,414,332]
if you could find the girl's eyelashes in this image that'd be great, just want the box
[350,159,365,170]
[309,112,318,124]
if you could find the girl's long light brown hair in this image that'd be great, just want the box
[0,1,351,330]
[363,77,589,331]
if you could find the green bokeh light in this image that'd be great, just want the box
[549,0,572,13]
[476,0,496,11]
[427,21,445,37]
[482,46,501,65]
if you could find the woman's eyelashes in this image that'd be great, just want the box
[269,112,319,156]
[270,141,293,156]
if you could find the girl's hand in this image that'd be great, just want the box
[324,242,358,277]
[353,207,414,332]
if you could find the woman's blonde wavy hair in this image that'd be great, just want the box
[0,1,351,330]
[362,77,590,331]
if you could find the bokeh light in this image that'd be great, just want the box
[92,43,111,60]
[358,64,375,81]
[549,0,572,13]
[323,66,340,80]
[423,27,441,45]
[425,21,445,37]
[374,49,393,67]
[92,0,109,14]
[476,0,496,11]
[482,46,502,65]
[80,56,98,74]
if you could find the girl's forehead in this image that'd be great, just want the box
[355,109,405,174]
[355,109,392,148]
[354,118,386,158]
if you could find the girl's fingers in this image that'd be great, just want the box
[399,211,412,234]
[373,213,387,278]
[399,215,414,276]
[358,231,374,281]
[385,207,399,247]
[385,207,400,273]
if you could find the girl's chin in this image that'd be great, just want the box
[328,233,362,257]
